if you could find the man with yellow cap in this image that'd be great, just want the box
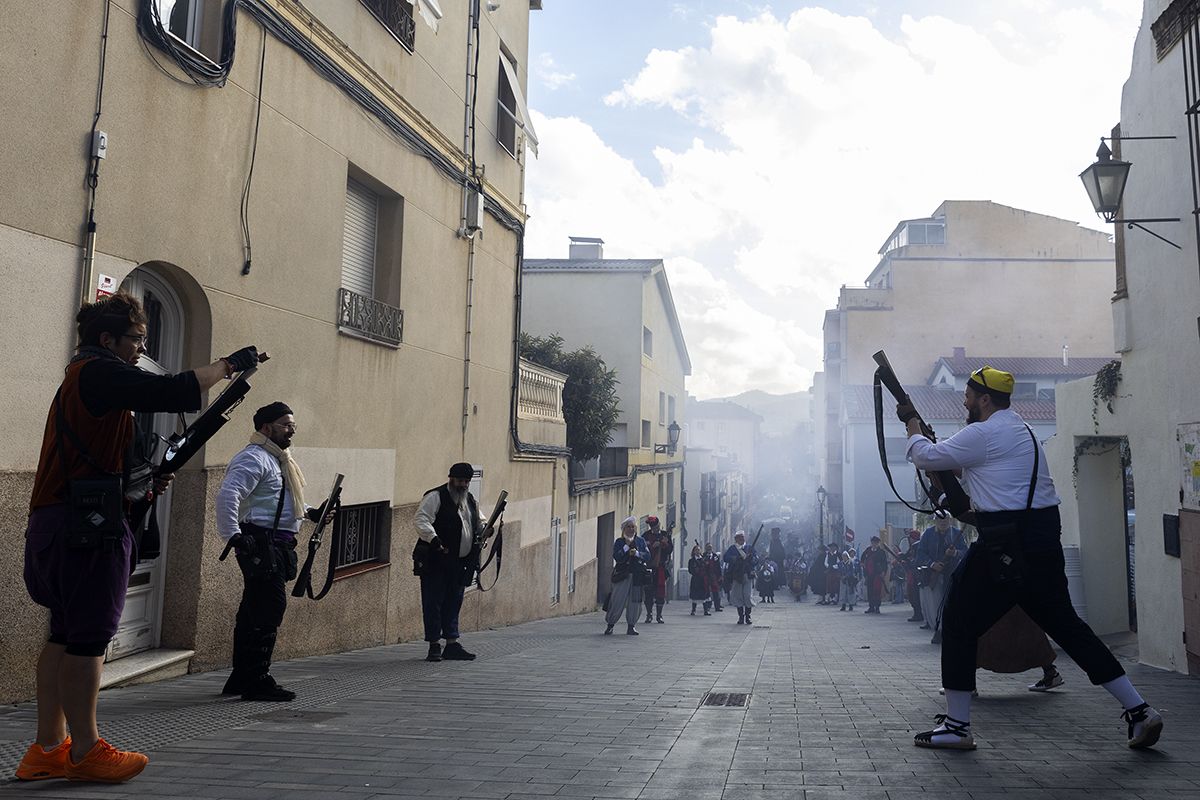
[899,365,1162,751]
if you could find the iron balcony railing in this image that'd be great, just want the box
[666,501,677,530]
[359,0,416,52]
[338,287,403,347]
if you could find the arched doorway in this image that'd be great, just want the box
[109,267,186,661]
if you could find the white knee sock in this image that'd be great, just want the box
[1102,676,1145,710]
[944,689,973,724]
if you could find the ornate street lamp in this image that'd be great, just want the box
[655,421,682,455]
[1079,136,1180,248]
[1079,141,1130,223]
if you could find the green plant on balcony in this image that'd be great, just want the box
[520,333,621,463]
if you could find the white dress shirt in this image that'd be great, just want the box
[414,488,483,558]
[216,444,307,541]
[906,408,1060,512]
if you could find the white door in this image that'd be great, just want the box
[108,268,185,661]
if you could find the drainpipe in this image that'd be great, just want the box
[459,0,480,446]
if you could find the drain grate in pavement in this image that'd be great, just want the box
[701,692,749,707]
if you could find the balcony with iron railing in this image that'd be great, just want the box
[517,357,567,449]
[359,0,416,52]
[338,287,403,348]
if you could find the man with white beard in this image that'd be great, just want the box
[414,462,496,662]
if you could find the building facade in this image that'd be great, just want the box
[818,200,1116,533]
[1044,0,1200,674]
[522,238,691,592]
[0,0,599,703]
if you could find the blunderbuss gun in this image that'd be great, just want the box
[292,473,345,600]
[473,490,507,591]
[132,360,266,560]
[872,350,973,523]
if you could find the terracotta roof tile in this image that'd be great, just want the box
[843,384,1058,422]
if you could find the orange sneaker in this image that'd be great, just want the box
[15,737,71,780]
[64,738,148,783]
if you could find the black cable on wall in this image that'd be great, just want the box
[135,0,525,234]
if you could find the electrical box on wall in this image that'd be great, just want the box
[465,189,485,235]
[92,130,108,159]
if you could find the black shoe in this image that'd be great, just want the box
[745,616,752,625]
[931,631,942,645]
[908,615,923,622]
[627,626,639,635]
[222,671,250,695]
[241,676,295,702]
[703,610,711,616]
[426,642,443,662]
[442,641,476,661]
[691,605,696,615]
[919,624,931,630]
[645,615,653,624]
[604,625,614,635]
[657,616,664,624]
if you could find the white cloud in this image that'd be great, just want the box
[526,2,1141,397]
[534,52,576,90]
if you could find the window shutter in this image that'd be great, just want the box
[342,178,378,297]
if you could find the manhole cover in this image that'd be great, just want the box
[701,692,749,707]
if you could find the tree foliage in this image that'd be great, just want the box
[520,333,621,463]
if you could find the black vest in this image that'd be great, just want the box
[426,485,479,560]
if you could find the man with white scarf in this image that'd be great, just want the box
[216,401,329,701]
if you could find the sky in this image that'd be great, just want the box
[522,1,1144,399]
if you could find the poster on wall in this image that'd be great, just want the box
[96,273,116,300]
[1178,423,1200,511]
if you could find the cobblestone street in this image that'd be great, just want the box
[2,597,1197,800]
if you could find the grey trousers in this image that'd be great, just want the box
[606,577,642,627]
[729,578,754,609]
[920,579,949,631]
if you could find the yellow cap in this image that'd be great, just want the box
[968,365,1014,395]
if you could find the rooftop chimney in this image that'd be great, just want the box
[952,346,966,361]
[568,236,604,260]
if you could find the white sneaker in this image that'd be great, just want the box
[1028,672,1064,692]
[1123,704,1163,749]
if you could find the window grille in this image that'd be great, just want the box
[333,502,390,569]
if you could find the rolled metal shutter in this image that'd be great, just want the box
[341,178,378,297]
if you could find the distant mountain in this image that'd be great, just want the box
[709,390,810,436]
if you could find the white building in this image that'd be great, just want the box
[1044,0,1200,674]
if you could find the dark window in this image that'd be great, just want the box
[333,502,391,569]
[1038,388,1056,401]
[497,57,518,155]
[360,0,416,52]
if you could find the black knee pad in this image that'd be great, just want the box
[65,640,110,657]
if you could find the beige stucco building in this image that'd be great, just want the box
[0,0,602,704]
[522,238,691,597]
[817,200,1116,535]
[1044,0,1200,675]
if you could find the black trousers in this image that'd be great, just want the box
[420,556,469,642]
[941,507,1124,692]
[229,531,297,687]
